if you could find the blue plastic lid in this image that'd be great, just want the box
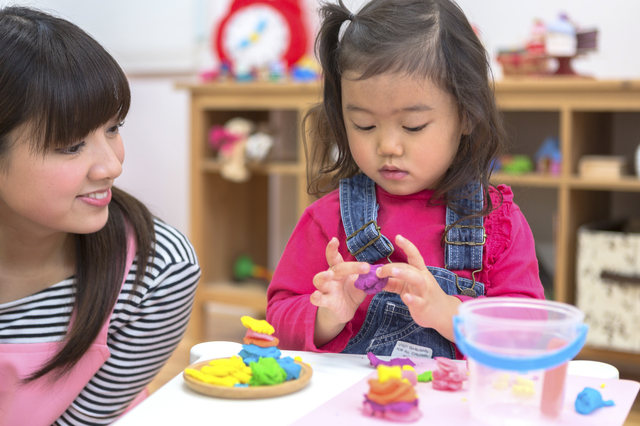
[453,316,588,371]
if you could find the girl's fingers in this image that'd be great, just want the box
[395,235,426,270]
[325,237,344,268]
[330,261,370,278]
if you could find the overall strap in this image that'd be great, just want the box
[339,174,394,263]
[445,182,485,273]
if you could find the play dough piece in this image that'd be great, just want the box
[575,387,615,415]
[276,357,302,381]
[241,316,275,335]
[248,357,287,386]
[245,329,276,341]
[367,352,416,368]
[367,378,418,405]
[431,357,466,391]
[363,398,422,422]
[354,264,388,294]
[238,344,281,364]
[417,371,433,383]
[243,336,280,347]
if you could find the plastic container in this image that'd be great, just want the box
[453,298,588,426]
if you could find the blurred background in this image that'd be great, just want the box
[1,0,638,235]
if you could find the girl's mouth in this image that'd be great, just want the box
[379,166,408,180]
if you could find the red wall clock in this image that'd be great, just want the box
[214,0,308,70]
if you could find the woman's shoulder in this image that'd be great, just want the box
[150,219,199,269]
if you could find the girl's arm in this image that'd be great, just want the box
[55,220,200,426]
[267,211,367,352]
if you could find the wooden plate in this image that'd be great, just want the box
[183,358,313,399]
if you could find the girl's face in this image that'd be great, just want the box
[0,119,124,237]
[342,72,466,196]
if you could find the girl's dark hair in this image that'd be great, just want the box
[0,7,156,381]
[305,0,507,218]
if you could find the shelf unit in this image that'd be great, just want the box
[180,79,640,369]
[178,81,320,341]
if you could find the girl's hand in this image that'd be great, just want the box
[311,237,370,346]
[378,235,461,341]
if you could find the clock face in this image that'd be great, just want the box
[222,5,291,69]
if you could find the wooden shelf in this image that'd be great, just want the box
[181,79,640,370]
[201,158,303,175]
[491,172,563,188]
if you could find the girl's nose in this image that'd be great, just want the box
[377,131,403,157]
[88,135,124,181]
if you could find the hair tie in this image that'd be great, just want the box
[349,13,355,21]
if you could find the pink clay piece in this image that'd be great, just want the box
[354,264,388,295]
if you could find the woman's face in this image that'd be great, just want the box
[0,119,124,237]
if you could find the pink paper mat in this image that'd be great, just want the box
[292,358,639,426]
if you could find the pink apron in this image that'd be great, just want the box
[0,234,145,426]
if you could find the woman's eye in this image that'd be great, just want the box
[404,124,427,132]
[57,142,85,155]
[107,122,124,134]
[353,124,375,131]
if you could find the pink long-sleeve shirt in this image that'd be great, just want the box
[266,184,545,353]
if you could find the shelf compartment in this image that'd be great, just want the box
[569,175,640,191]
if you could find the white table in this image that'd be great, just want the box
[114,342,376,425]
[114,342,629,426]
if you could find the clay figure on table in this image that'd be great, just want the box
[266,0,545,361]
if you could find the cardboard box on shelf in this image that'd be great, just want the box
[578,155,627,179]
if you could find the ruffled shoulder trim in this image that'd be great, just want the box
[483,184,515,272]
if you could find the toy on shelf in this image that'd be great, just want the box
[496,13,598,77]
[234,255,273,282]
[495,155,534,175]
[535,136,562,175]
[208,118,274,182]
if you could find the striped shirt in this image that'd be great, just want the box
[0,220,201,425]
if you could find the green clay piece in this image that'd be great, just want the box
[249,357,287,386]
[417,371,433,382]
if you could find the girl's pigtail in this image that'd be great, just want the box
[305,1,355,196]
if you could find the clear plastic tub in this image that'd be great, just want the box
[453,298,588,426]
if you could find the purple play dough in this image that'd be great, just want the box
[354,264,388,294]
[364,397,418,413]
[367,352,416,367]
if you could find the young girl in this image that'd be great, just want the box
[0,7,200,425]
[267,0,544,358]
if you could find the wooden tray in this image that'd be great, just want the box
[183,358,313,399]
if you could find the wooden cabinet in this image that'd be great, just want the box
[181,79,640,369]
[179,81,320,341]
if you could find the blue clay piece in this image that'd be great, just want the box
[238,344,281,364]
[575,387,615,415]
[354,264,388,295]
[277,356,302,380]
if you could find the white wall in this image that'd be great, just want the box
[3,0,640,236]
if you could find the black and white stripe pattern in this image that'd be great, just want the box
[0,220,200,425]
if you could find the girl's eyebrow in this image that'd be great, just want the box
[345,104,434,113]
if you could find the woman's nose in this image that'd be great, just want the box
[88,135,124,181]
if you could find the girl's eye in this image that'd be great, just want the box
[353,124,375,131]
[404,124,427,132]
[107,122,124,134]
[57,142,86,155]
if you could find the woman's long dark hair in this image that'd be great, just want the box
[0,6,155,381]
[305,0,507,218]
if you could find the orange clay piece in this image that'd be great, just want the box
[366,378,418,405]
[243,336,280,347]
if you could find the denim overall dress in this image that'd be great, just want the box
[339,174,486,359]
